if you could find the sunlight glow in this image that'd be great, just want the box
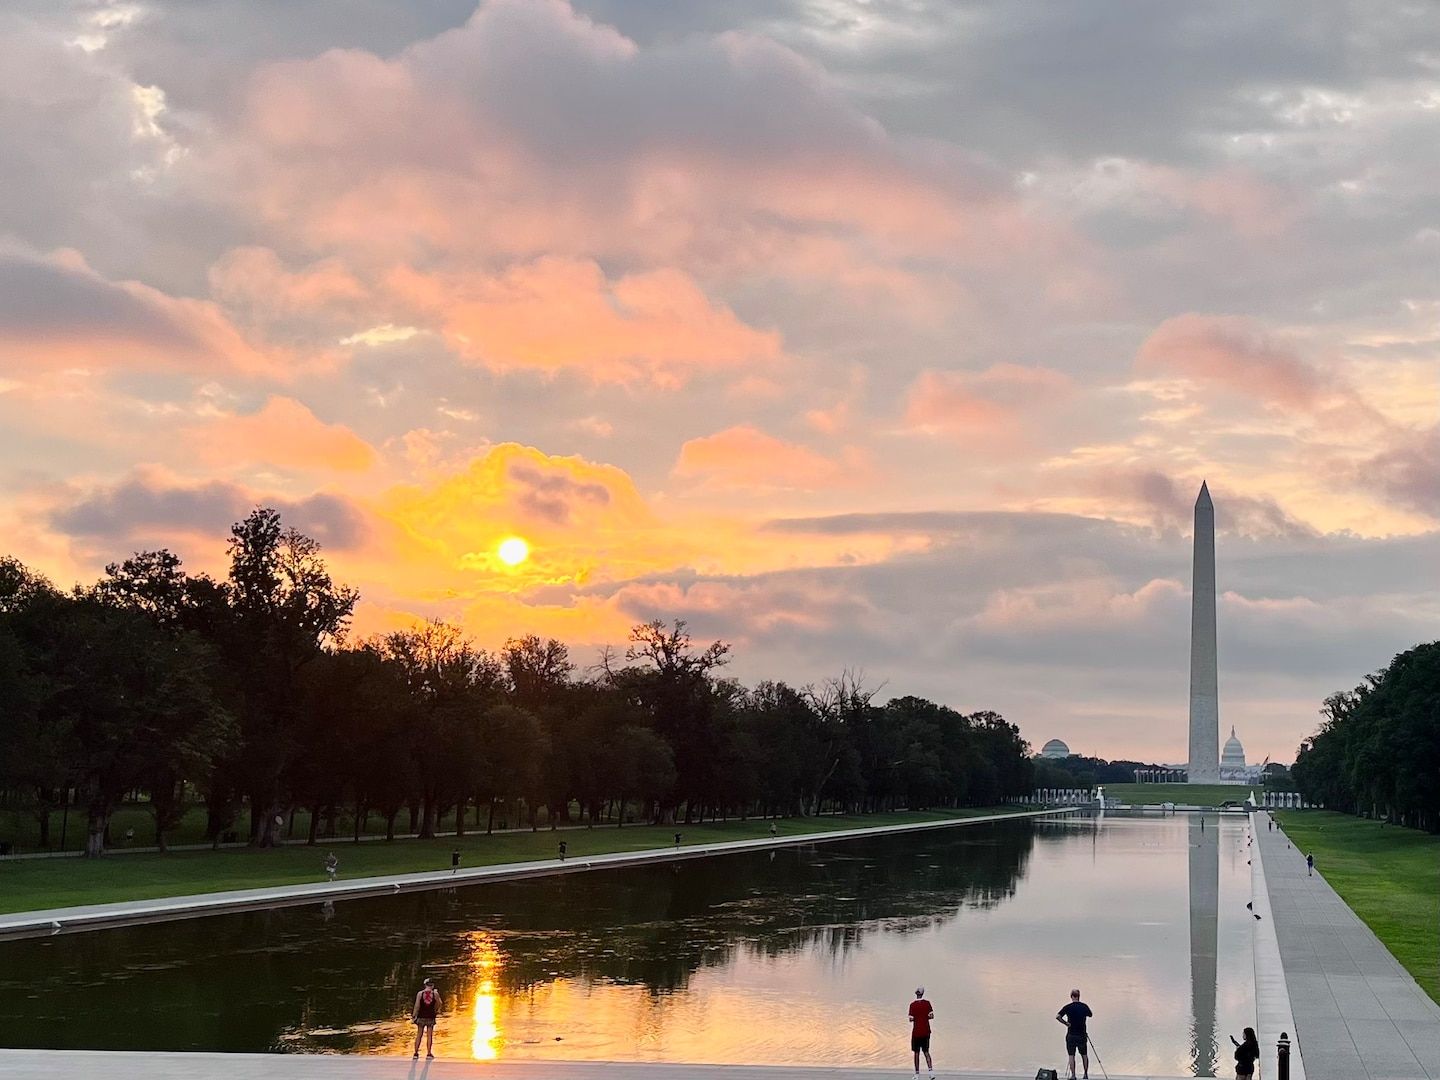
[497,537,530,566]
[470,935,502,1060]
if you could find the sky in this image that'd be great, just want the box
[1,0,1437,765]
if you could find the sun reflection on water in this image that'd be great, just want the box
[470,934,501,1060]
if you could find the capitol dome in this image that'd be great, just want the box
[1221,727,1245,768]
[1039,739,1072,759]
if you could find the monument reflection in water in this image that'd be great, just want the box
[0,815,1255,1075]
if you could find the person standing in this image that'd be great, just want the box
[450,849,461,874]
[1230,1026,1259,1078]
[1306,853,1314,877]
[558,840,568,861]
[411,978,442,1059]
[1056,989,1093,1080]
[324,852,338,882]
[907,986,935,1080]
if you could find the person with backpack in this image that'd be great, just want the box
[907,986,935,1080]
[411,978,443,1059]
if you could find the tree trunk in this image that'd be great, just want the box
[307,804,320,846]
[486,798,496,835]
[455,798,467,838]
[385,809,398,841]
[84,808,109,858]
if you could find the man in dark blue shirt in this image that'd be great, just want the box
[1055,989,1093,1080]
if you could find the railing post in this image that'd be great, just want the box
[1277,1031,1291,1080]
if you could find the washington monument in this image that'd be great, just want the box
[1187,481,1220,783]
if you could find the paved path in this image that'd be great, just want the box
[0,808,1077,941]
[0,1049,1189,1079]
[1261,812,1440,1079]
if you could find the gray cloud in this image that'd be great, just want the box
[51,474,367,551]
[509,462,611,524]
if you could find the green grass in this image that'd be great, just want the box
[1277,810,1440,1003]
[0,807,1010,915]
[1104,783,1261,806]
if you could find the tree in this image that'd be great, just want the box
[223,509,358,846]
[382,621,503,837]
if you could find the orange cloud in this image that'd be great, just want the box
[388,258,782,386]
[189,396,377,473]
[1136,314,1326,408]
[673,425,859,491]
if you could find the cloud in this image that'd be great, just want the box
[1135,314,1328,409]
[508,461,611,524]
[215,0,1058,292]
[48,468,368,551]
[387,258,783,386]
[673,426,857,491]
[1360,426,1440,517]
[188,396,377,473]
[0,246,281,376]
[904,364,1073,439]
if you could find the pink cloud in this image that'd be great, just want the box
[189,396,377,473]
[904,364,1073,438]
[673,425,860,491]
[217,0,1072,291]
[208,247,369,327]
[1136,314,1326,408]
[387,258,782,386]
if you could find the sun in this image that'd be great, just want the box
[496,536,530,566]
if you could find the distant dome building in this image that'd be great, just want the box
[1039,739,1072,759]
[1216,726,1264,783]
[1221,727,1246,768]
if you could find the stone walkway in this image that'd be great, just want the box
[0,808,1076,941]
[0,1049,1189,1079]
[1262,813,1440,1079]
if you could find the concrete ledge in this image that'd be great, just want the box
[0,1049,1193,1080]
[1250,812,1305,1080]
[0,808,1079,941]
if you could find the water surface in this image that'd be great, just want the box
[0,814,1254,1075]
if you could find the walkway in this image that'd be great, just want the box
[1262,812,1440,1079]
[0,807,1077,941]
[0,1049,1189,1079]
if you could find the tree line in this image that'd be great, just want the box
[0,509,1035,856]
[1291,641,1440,830]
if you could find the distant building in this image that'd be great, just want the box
[1039,739,1072,759]
[1221,727,1245,768]
[1218,726,1264,783]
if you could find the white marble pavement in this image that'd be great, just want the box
[1261,813,1440,1080]
[0,1049,1193,1080]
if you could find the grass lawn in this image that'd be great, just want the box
[0,807,1011,915]
[1277,810,1440,1003]
[1105,782,1262,806]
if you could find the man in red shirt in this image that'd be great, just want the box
[908,986,936,1079]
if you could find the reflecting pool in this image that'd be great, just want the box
[0,814,1255,1075]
